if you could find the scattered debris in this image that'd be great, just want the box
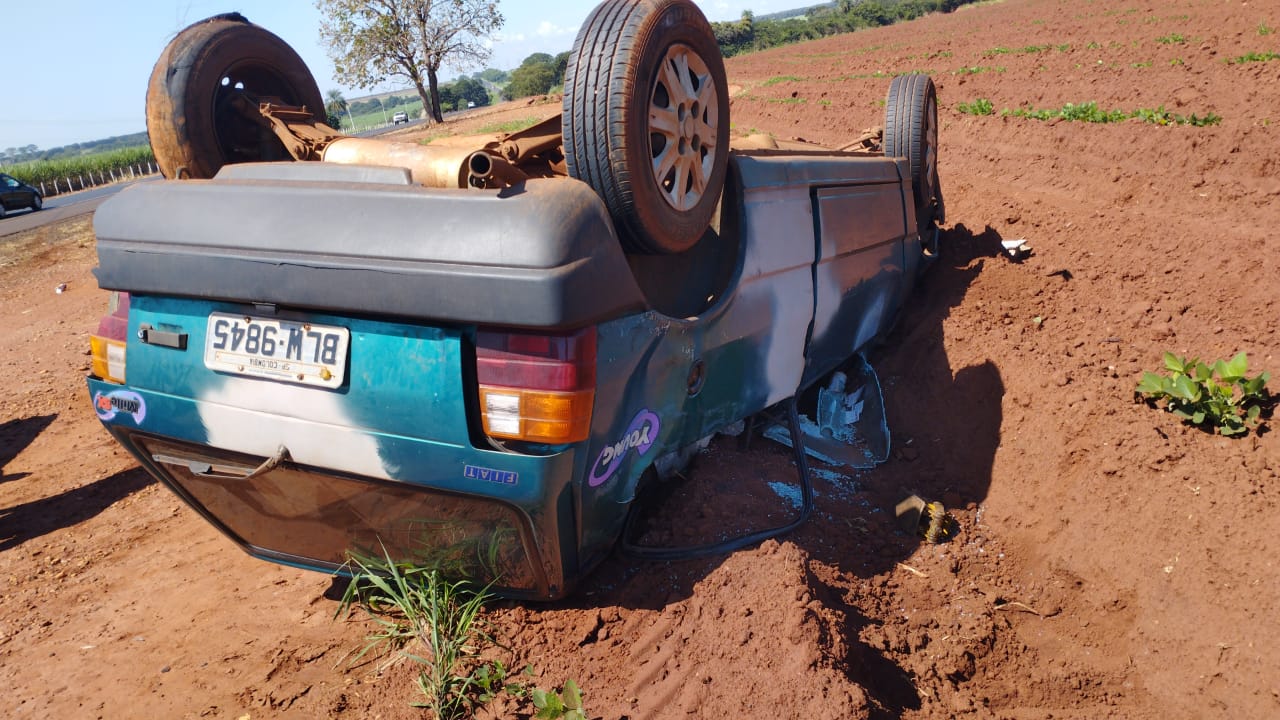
[767,481,806,511]
[894,494,957,543]
[994,600,1043,615]
[54,283,67,294]
[764,354,889,469]
[897,562,927,578]
[1000,238,1032,260]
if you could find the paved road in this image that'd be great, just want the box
[0,176,160,238]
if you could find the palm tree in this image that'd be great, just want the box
[325,89,352,129]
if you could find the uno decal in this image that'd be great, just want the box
[94,389,147,424]
[588,409,660,487]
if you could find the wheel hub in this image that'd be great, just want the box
[649,43,719,212]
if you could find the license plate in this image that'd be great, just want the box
[204,313,349,388]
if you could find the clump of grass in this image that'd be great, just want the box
[1155,32,1187,44]
[336,550,499,718]
[1259,23,1274,36]
[1227,51,1280,64]
[1131,60,1153,68]
[957,98,995,116]
[762,75,805,86]
[983,46,1011,56]
[954,65,1006,75]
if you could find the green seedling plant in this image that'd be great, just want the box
[533,679,587,720]
[1136,352,1271,436]
[957,98,995,115]
[1228,51,1280,64]
[335,549,497,719]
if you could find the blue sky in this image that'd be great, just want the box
[2,0,779,151]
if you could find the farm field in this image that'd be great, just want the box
[2,0,1279,718]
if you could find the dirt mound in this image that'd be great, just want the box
[3,0,1279,718]
[497,540,869,718]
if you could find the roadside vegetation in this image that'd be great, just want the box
[337,551,586,718]
[1,146,156,193]
[955,99,1221,126]
[712,0,987,57]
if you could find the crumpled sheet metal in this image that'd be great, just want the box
[764,354,890,469]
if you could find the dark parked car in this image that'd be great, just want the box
[0,173,42,217]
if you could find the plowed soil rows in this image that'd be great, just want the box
[3,0,1278,717]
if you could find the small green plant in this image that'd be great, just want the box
[1170,57,1185,66]
[1259,23,1274,36]
[1228,50,1280,64]
[1131,60,1153,68]
[1155,32,1187,44]
[1086,41,1102,49]
[762,75,805,86]
[957,98,995,115]
[533,679,587,720]
[1136,352,1271,436]
[336,550,497,719]
[983,46,1011,56]
[954,65,1006,75]
[1132,107,1221,127]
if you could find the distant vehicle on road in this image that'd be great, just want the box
[0,173,43,218]
[392,111,409,124]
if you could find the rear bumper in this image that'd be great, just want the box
[89,377,582,599]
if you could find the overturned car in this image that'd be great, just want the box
[87,0,944,599]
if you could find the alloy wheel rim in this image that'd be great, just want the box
[647,43,719,211]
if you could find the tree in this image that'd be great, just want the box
[452,76,490,107]
[318,0,504,124]
[502,51,569,100]
[325,89,350,128]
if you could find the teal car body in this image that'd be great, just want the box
[88,149,928,599]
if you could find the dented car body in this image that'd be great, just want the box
[87,149,929,598]
[87,3,942,599]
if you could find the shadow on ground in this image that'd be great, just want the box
[0,413,58,483]
[0,468,154,551]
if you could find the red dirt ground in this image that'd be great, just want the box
[3,0,1279,717]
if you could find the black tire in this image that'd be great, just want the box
[145,13,325,179]
[30,194,42,212]
[563,0,730,254]
[885,74,944,239]
[0,203,7,219]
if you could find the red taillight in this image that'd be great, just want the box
[90,292,130,384]
[476,327,596,444]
